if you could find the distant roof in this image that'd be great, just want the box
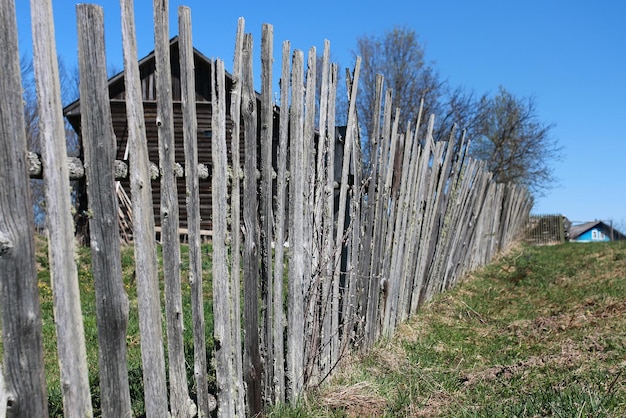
[570,221,626,240]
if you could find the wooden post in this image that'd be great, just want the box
[365,87,393,344]
[341,68,364,356]
[229,18,245,413]
[331,58,360,366]
[301,47,316,386]
[361,74,384,349]
[241,33,263,416]
[287,49,305,401]
[178,7,211,417]
[380,109,401,336]
[271,40,291,404]
[120,0,168,415]
[320,45,335,382]
[76,5,132,417]
[259,23,275,403]
[212,58,237,417]
[0,0,48,415]
[30,0,93,415]
[152,1,190,415]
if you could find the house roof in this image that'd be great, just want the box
[569,221,626,241]
[63,36,275,121]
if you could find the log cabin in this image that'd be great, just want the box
[64,37,280,240]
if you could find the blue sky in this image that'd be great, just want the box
[15,0,626,229]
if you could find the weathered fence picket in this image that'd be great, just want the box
[153,1,191,414]
[120,0,169,415]
[1,3,535,416]
[178,6,211,417]
[271,39,291,405]
[76,6,132,417]
[211,56,238,418]
[229,18,246,415]
[31,0,93,415]
[287,47,306,402]
[260,23,275,406]
[0,1,48,415]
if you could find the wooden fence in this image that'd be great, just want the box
[0,1,532,417]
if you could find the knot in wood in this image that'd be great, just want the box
[0,231,13,255]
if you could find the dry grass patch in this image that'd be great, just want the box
[319,381,387,417]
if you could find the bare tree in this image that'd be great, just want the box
[353,26,560,194]
[471,86,561,195]
[354,25,443,165]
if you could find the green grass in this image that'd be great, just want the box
[270,241,626,417]
[31,235,216,417]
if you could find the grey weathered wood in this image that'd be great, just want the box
[76,6,132,418]
[301,47,317,385]
[406,116,436,315]
[30,1,93,415]
[340,68,363,356]
[287,49,305,401]
[120,1,168,416]
[362,75,385,349]
[228,18,245,414]
[388,129,416,324]
[259,23,275,403]
[422,136,459,303]
[241,33,263,416]
[211,58,237,418]
[380,109,402,336]
[271,40,291,404]
[152,2,190,415]
[331,57,360,366]
[320,48,335,382]
[27,152,208,181]
[0,1,48,415]
[396,102,425,320]
[358,74,383,347]
[178,7,210,417]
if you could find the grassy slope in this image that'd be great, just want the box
[273,241,626,417]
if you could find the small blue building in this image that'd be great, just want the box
[569,221,626,242]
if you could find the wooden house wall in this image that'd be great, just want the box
[111,100,246,233]
[66,39,282,238]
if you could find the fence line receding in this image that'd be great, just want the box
[0,2,533,417]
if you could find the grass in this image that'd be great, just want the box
[3,238,626,416]
[31,235,216,417]
[270,241,626,417]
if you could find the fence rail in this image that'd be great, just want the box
[0,1,532,417]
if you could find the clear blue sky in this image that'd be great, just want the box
[15,0,626,229]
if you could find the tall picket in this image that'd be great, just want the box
[211,58,238,417]
[287,49,306,401]
[120,0,168,415]
[0,1,48,415]
[76,6,132,417]
[229,18,246,414]
[272,40,292,404]
[31,0,93,415]
[178,7,210,417]
[259,23,275,403]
